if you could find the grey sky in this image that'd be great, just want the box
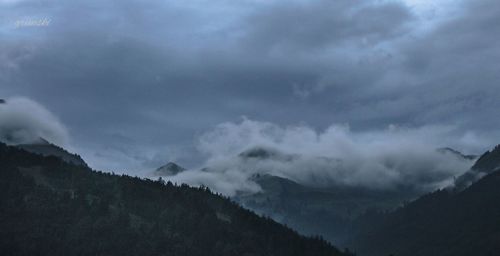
[1,0,499,173]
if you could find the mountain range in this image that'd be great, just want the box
[2,135,500,255]
[0,142,348,256]
[158,146,475,246]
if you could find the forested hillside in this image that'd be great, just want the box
[0,143,348,256]
[348,145,500,256]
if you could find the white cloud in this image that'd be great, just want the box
[0,97,69,146]
[163,118,474,196]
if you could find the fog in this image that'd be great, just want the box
[165,118,474,196]
[0,97,476,197]
[0,97,68,146]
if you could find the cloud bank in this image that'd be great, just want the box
[0,97,69,146]
[165,119,474,196]
[1,0,499,172]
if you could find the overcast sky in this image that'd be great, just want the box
[1,0,499,173]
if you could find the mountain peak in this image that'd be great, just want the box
[239,147,278,159]
[437,147,477,160]
[155,162,186,176]
[471,144,500,172]
[453,144,500,191]
[238,146,296,162]
[16,138,87,167]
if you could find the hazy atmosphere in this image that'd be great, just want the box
[2,0,500,185]
[2,0,500,255]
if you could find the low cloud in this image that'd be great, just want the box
[165,118,474,196]
[0,97,69,146]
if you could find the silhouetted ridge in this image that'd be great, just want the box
[437,147,477,160]
[349,144,500,256]
[453,144,500,191]
[16,138,87,167]
[471,144,500,172]
[0,142,348,256]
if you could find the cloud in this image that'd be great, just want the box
[164,118,474,196]
[1,0,499,173]
[0,97,69,146]
[242,0,413,52]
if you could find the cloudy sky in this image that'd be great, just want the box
[1,0,499,175]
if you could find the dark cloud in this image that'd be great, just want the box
[1,0,499,171]
[242,0,412,51]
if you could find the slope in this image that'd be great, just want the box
[0,142,348,256]
[348,145,500,256]
[16,138,87,166]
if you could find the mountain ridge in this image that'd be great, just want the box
[158,146,475,246]
[15,138,87,167]
[348,144,500,256]
[0,142,348,256]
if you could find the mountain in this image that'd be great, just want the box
[0,142,349,256]
[239,147,280,159]
[152,146,478,249]
[235,172,418,245]
[15,138,87,167]
[470,145,500,172]
[238,146,297,162]
[453,145,500,191]
[232,147,422,245]
[232,147,480,247]
[437,147,477,160]
[154,162,186,176]
[348,144,500,256]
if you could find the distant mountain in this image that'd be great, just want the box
[16,138,87,167]
[238,146,297,161]
[348,144,500,256]
[235,147,438,245]
[0,142,349,256]
[437,147,477,160]
[232,146,479,246]
[154,162,186,176]
[235,172,418,245]
[251,173,308,196]
[453,145,500,191]
[470,145,500,172]
[152,146,476,248]
[239,147,279,159]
